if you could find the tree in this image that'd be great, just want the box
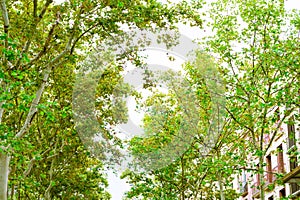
[208,0,300,199]
[0,0,202,199]
[5,61,111,199]
[121,52,238,199]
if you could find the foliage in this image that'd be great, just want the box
[121,0,300,199]
[122,52,238,199]
[0,0,203,199]
[207,0,300,199]
[1,0,299,199]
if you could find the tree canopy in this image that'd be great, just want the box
[1,0,299,200]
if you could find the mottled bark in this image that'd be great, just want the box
[0,152,10,200]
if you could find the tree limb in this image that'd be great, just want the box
[265,108,294,152]
[24,15,60,67]
[44,150,55,200]
[0,0,9,69]
[70,21,100,55]
[0,0,9,35]
[15,30,74,139]
[23,148,52,177]
[33,0,37,18]
[15,0,54,68]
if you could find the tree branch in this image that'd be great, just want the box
[15,30,75,139]
[15,0,54,68]
[0,0,9,35]
[44,150,55,200]
[70,21,100,55]
[24,14,60,67]
[33,0,37,18]
[39,0,53,20]
[265,108,294,152]
[23,148,52,177]
[0,86,5,124]
[0,82,9,124]
[225,106,258,149]
[0,0,10,68]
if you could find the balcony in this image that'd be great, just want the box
[282,165,300,198]
[282,165,300,184]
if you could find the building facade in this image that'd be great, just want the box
[234,111,300,200]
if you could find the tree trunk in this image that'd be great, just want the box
[0,152,10,200]
[218,173,225,200]
[259,156,265,200]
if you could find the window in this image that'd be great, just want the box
[279,188,286,198]
[290,157,298,171]
[240,170,248,195]
[277,145,284,173]
[256,164,260,185]
[267,195,274,200]
[266,155,272,183]
[287,116,298,171]
[287,116,296,149]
